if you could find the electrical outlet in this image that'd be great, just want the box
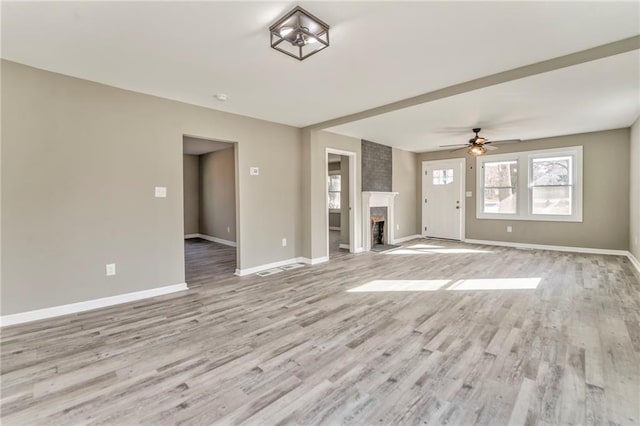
[227,226,231,233]
[106,263,116,276]
[154,186,167,198]
[466,191,472,198]
[250,167,259,176]
[282,238,287,247]
[507,226,513,233]
[396,224,400,231]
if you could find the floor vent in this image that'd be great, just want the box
[256,268,283,277]
[280,263,305,271]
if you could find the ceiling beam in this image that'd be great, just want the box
[304,35,640,131]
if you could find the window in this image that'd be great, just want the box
[477,146,582,222]
[482,160,517,214]
[530,155,572,216]
[433,168,454,185]
[328,174,341,210]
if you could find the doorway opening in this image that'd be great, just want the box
[326,148,357,259]
[422,158,465,240]
[182,135,238,285]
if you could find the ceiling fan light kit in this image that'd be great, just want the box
[468,144,487,156]
[269,6,330,61]
[439,127,521,156]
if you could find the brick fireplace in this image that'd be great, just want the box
[362,191,398,252]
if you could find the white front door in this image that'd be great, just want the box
[422,159,465,240]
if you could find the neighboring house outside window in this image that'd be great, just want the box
[477,146,583,222]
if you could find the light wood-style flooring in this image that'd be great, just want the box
[1,239,639,425]
[184,238,236,286]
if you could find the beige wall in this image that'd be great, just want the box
[1,60,301,315]
[302,130,362,259]
[183,154,200,235]
[416,129,630,250]
[631,117,640,260]
[392,148,419,239]
[329,213,340,228]
[199,147,236,242]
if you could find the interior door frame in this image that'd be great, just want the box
[421,158,466,240]
[181,134,241,278]
[325,148,357,258]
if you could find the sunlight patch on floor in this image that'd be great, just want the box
[426,249,493,254]
[348,277,541,292]
[347,280,450,292]
[447,278,541,291]
[385,249,436,255]
[407,244,445,249]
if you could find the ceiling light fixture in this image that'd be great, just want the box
[269,6,330,61]
[468,144,487,156]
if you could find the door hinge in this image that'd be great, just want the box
[424,226,427,231]
[424,170,428,175]
[424,198,427,203]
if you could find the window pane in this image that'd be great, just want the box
[483,188,517,213]
[328,175,341,192]
[328,192,340,209]
[531,156,571,186]
[532,186,571,215]
[433,168,453,185]
[484,160,517,187]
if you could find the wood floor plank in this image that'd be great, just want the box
[1,237,639,425]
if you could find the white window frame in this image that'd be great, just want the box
[328,170,341,213]
[476,146,583,222]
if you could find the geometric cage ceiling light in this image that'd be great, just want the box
[269,6,330,61]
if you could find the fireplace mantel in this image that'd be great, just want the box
[362,191,398,251]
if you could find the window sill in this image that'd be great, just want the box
[476,214,583,223]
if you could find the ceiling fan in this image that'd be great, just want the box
[440,128,521,156]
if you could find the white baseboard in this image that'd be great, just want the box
[463,239,629,256]
[235,255,331,276]
[235,257,303,276]
[185,233,237,247]
[354,247,364,253]
[627,252,640,274]
[329,226,341,231]
[339,243,350,250]
[393,234,422,244]
[0,283,188,327]
[302,256,329,265]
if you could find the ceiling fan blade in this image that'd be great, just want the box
[485,145,498,151]
[439,143,469,147]
[485,139,521,145]
[448,147,468,153]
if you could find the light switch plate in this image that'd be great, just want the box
[466,191,472,198]
[155,186,167,198]
[106,263,116,276]
[250,167,259,176]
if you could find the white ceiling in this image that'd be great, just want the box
[2,1,638,132]
[183,136,233,155]
[328,51,640,152]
